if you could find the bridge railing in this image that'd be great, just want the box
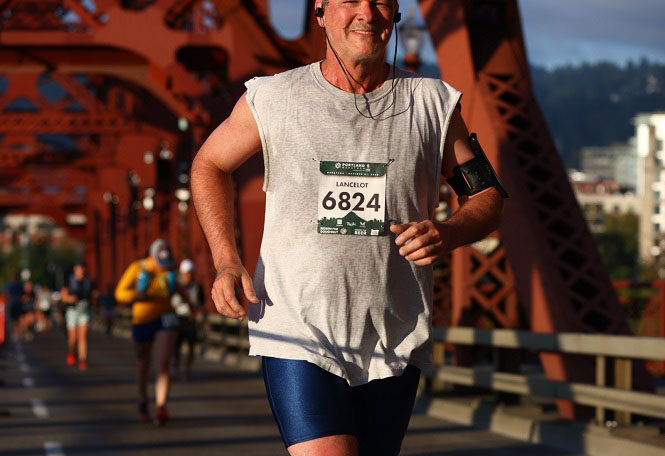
[429,327,665,425]
[101,307,258,369]
[102,309,665,424]
[613,279,665,375]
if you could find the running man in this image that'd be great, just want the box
[115,239,186,426]
[171,258,204,381]
[61,263,94,370]
[20,281,36,339]
[6,273,24,342]
[98,285,117,336]
[191,1,505,454]
[35,284,53,333]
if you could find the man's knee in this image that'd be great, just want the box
[288,434,358,456]
[134,341,152,360]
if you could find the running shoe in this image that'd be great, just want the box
[155,406,169,427]
[66,353,76,366]
[78,360,87,371]
[138,400,150,423]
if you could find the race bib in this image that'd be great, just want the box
[318,161,387,236]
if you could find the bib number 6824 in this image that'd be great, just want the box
[321,191,381,212]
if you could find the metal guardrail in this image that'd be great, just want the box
[434,326,665,360]
[614,280,665,375]
[100,307,256,369]
[103,310,665,423]
[431,327,665,423]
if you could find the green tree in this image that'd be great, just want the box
[0,240,82,290]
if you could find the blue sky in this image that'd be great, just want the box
[268,0,665,68]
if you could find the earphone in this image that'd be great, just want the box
[314,3,400,120]
[314,6,401,23]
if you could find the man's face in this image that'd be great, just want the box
[74,265,85,279]
[320,0,396,64]
[151,243,174,268]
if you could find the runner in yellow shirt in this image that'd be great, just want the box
[115,239,189,426]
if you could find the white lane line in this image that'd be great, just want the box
[31,399,49,418]
[20,363,30,372]
[44,441,65,456]
[22,377,35,388]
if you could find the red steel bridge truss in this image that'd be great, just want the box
[0,0,649,417]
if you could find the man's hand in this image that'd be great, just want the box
[390,221,449,266]
[60,287,75,304]
[211,263,259,320]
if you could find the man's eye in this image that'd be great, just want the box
[371,1,391,9]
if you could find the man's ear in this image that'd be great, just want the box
[314,2,325,28]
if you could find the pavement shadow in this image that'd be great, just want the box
[2,434,284,456]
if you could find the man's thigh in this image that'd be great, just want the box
[154,329,177,360]
[261,357,356,449]
[134,340,152,360]
[65,308,79,330]
[351,365,421,456]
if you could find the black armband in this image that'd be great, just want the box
[446,133,509,198]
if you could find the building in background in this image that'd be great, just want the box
[571,113,665,276]
[570,173,639,233]
[636,112,665,275]
[580,142,638,190]
[571,140,640,233]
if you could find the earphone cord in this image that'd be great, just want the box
[323,23,399,120]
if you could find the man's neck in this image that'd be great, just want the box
[320,55,389,94]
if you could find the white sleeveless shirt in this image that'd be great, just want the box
[245,62,461,386]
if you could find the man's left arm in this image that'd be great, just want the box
[389,108,504,266]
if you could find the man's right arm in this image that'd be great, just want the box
[191,93,261,319]
[115,261,140,305]
[61,278,76,304]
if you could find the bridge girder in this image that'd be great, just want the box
[418,0,651,417]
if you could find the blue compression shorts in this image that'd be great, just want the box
[261,357,421,454]
[132,312,178,343]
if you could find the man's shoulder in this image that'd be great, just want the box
[397,71,461,106]
[245,64,315,94]
[121,259,143,275]
[274,63,314,81]
[398,70,456,92]
[7,282,23,294]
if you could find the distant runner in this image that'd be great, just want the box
[61,262,95,370]
[115,239,188,426]
[171,258,205,381]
